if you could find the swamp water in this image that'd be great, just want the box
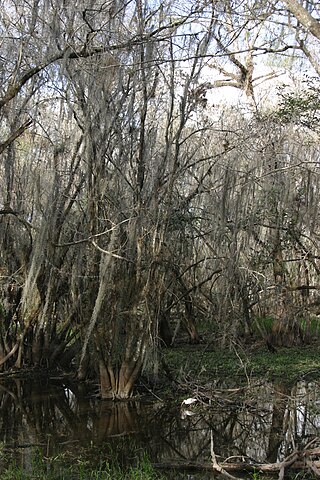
[0,377,320,479]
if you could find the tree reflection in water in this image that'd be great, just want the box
[0,378,319,474]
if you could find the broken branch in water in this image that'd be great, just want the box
[211,430,244,480]
[153,436,320,477]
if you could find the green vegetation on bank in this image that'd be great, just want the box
[163,343,320,386]
[0,449,166,480]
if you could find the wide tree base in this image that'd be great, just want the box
[99,359,142,399]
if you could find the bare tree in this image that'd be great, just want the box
[1,0,320,395]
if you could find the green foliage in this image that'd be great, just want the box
[254,315,320,341]
[164,342,320,385]
[0,448,165,480]
[253,316,275,337]
[300,317,320,337]
[251,468,264,480]
[275,76,320,131]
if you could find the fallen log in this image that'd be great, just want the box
[155,436,320,477]
[153,459,320,475]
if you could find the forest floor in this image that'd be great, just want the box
[155,338,320,399]
[1,336,320,396]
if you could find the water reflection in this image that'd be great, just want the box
[0,377,319,477]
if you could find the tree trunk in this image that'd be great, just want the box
[270,232,303,347]
[99,359,142,399]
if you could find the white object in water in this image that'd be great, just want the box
[181,409,196,420]
[181,397,197,406]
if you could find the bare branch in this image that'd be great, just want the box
[0,119,33,155]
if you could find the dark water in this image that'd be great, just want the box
[0,376,320,478]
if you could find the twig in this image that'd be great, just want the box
[306,460,320,477]
[211,430,245,480]
[139,380,163,402]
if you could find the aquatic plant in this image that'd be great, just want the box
[0,450,166,480]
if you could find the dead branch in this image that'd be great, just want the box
[0,119,33,155]
[211,430,244,480]
[153,439,320,477]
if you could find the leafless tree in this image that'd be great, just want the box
[0,0,320,396]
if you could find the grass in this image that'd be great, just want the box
[0,449,166,480]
